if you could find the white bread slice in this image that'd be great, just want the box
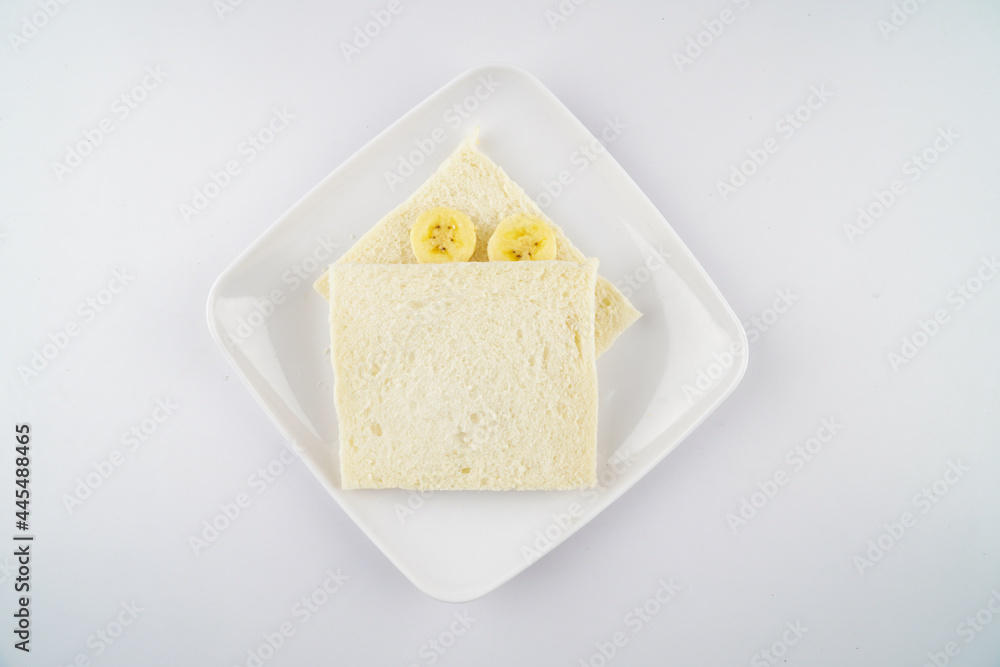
[314,129,640,356]
[330,260,598,491]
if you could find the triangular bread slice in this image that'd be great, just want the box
[314,130,639,356]
[331,260,598,490]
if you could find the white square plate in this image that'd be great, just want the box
[206,64,747,602]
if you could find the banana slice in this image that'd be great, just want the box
[487,213,558,261]
[409,206,476,263]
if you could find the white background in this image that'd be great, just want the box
[2,0,999,666]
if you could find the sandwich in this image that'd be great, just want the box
[320,130,640,490]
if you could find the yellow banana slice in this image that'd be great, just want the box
[409,206,476,263]
[487,213,558,261]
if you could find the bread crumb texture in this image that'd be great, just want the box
[330,261,599,490]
